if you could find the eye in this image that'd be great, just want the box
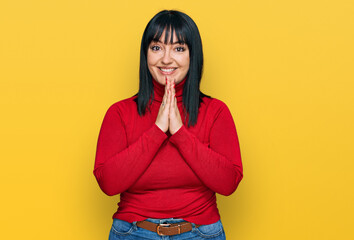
[176,46,185,52]
[150,45,161,51]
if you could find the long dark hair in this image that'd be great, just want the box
[135,10,208,126]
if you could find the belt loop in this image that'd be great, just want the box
[132,221,138,230]
[191,222,196,231]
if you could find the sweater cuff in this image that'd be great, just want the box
[145,124,168,145]
[169,125,190,148]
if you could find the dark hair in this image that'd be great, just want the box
[135,9,209,126]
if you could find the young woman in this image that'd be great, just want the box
[94,9,243,240]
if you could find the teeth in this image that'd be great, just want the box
[160,68,176,72]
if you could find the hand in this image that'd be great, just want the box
[155,77,171,133]
[155,77,183,134]
[168,79,183,135]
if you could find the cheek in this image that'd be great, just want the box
[183,50,190,68]
[147,52,158,66]
[146,56,155,74]
[182,57,190,69]
[175,55,190,68]
[183,52,190,67]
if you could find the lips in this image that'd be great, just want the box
[158,67,177,74]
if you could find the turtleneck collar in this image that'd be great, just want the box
[152,76,187,103]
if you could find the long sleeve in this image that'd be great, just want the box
[93,104,167,196]
[169,101,243,196]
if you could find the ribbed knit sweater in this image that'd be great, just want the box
[93,78,243,225]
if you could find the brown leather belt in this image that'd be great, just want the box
[136,220,201,236]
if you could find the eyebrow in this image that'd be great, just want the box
[153,40,185,45]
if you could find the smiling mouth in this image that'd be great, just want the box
[158,67,177,73]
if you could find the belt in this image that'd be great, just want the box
[136,220,201,236]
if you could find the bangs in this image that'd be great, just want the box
[145,15,189,46]
[151,25,186,44]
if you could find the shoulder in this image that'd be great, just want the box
[199,96,236,126]
[201,96,230,115]
[105,95,138,118]
[200,97,237,129]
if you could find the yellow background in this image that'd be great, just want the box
[1,0,353,239]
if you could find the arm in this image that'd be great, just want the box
[93,104,167,196]
[169,101,243,196]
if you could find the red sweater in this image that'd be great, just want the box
[93,78,243,225]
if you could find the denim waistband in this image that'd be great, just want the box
[144,218,187,224]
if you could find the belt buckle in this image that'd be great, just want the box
[157,223,170,236]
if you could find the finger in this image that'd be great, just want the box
[170,88,175,109]
[171,80,175,101]
[164,76,168,96]
[162,93,167,109]
[170,78,174,89]
[166,77,170,101]
[169,89,175,115]
[161,77,169,107]
[172,80,176,96]
[166,81,172,108]
[175,99,180,118]
[169,77,173,91]
[167,76,172,91]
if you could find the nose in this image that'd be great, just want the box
[161,49,173,65]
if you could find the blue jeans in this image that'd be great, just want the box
[109,217,226,240]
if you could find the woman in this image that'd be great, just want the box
[94,10,243,239]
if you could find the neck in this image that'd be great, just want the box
[152,77,187,103]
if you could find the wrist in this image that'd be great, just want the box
[155,122,168,133]
[170,124,183,135]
